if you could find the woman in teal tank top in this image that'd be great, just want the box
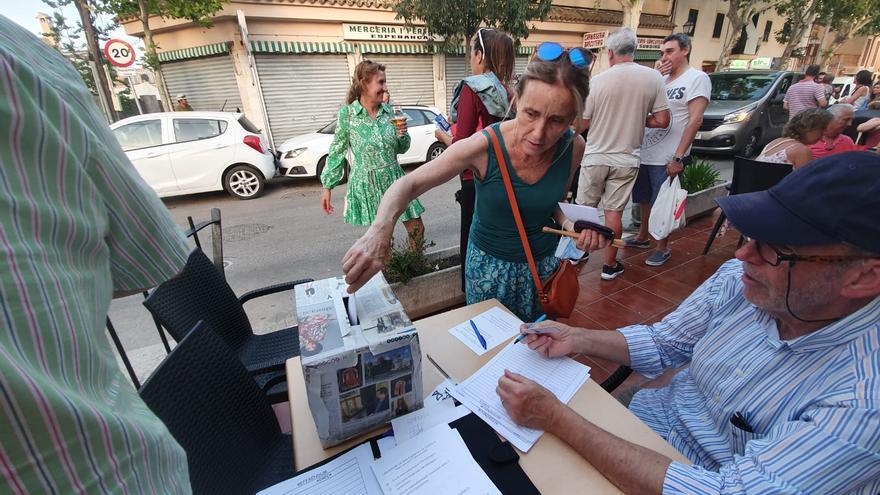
[341,50,609,321]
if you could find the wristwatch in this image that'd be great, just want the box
[672,156,683,163]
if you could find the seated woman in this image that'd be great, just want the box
[756,108,832,168]
[856,100,880,150]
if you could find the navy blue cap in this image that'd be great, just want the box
[716,152,880,253]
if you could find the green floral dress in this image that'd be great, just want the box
[321,100,425,225]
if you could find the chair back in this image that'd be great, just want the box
[139,321,285,494]
[144,249,251,349]
[730,156,793,196]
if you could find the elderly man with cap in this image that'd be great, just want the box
[175,93,193,111]
[498,152,880,494]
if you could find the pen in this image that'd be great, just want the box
[469,319,487,350]
[514,314,548,344]
[730,411,754,433]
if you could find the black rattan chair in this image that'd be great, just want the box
[139,321,295,494]
[143,249,311,401]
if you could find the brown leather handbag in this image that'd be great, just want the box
[486,127,580,319]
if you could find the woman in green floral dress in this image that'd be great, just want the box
[320,60,425,244]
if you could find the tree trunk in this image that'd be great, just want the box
[73,0,117,121]
[774,8,818,70]
[139,0,172,111]
[618,0,645,31]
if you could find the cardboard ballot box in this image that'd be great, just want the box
[294,273,423,448]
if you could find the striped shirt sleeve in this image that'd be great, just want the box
[617,260,743,379]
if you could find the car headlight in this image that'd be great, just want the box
[722,108,754,124]
[284,147,307,159]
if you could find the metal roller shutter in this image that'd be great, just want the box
[364,54,434,107]
[255,54,350,143]
[445,55,467,115]
[514,55,530,79]
[162,56,243,113]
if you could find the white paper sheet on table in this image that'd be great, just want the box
[391,400,470,445]
[371,424,501,495]
[451,342,590,452]
[424,378,456,408]
[448,306,524,355]
[558,202,602,225]
[257,443,381,495]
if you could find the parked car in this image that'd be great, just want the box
[110,112,277,200]
[277,105,447,181]
[693,70,804,157]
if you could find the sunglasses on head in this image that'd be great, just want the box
[476,28,493,52]
[535,42,591,69]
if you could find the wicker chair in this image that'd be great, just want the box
[139,321,295,494]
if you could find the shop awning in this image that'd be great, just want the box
[157,42,231,63]
[634,50,661,61]
[249,41,355,54]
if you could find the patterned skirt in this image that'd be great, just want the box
[464,242,560,322]
[343,162,424,226]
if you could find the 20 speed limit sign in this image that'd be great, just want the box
[103,39,136,68]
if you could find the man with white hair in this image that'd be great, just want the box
[810,104,857,159]
[578,27,670,280]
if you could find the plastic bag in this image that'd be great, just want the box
[649,176,687,240]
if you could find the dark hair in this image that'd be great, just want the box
[783,107,832,142]
[662,33,692,60]
[346,60,385,104]
[473,29,515,84]
[805,64,821,77]
[856,69,873,86]
[517,52,591,123]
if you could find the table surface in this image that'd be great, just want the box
[287,299,690,494]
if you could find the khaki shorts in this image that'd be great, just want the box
[576,165,639,211]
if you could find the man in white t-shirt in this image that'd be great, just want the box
[578,27,670,280]
[625,33,711,267]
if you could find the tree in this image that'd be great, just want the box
[617,0,645,31]
[717,0,773,70]
[106,0,226,111]
[815,0,880,67]
[772,0,823,70]
[393,0,552,76]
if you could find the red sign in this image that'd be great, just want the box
[103,39,136,68]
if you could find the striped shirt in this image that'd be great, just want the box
[619,260,880,494]
[1,15,191,494]
[783,80,827,119]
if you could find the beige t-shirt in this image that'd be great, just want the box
[582,62,669,167]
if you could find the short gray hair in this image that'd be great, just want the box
[606,28,637,57]
[828,103,855,118]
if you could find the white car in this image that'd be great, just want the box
[110,112,277,200]
[277,105,447,181]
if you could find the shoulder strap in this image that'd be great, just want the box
[485,126,546,298]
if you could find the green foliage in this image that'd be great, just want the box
[393,0,552,52]
[383,234,437,284]
[681,158,721,193]
[106,0,226,28]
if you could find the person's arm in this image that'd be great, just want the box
[394,117,411,154]
[434,129,453,146]
[321,105,350,190]
[551,136,610,252]
[788,144,814,169]
[845,86,867,104]
[667,96,709,176]
[817,96,829,108]
[342,131,490,292]
[857,117,880,133]
[452,85,480,144]
[646,109,670,128]
[647,75,671,129]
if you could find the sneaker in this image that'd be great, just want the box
[645,249,672,267]
[601,262,625,280]
[624,238,651,249]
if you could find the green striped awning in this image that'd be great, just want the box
[634,49,661,62]
[157,42,230,62]
[359,43,433,54]
[249,40,355,54]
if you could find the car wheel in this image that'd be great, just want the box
[741,129,761,158]
[427,142,446,162]
[317,156,349,184]
[224,165,265,200]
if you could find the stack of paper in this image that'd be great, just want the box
[451,342,590,452]
[448,307,524,355]
[257,443,381,495]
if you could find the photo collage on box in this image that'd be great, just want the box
[338,345,415,423]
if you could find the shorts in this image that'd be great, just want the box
[632,164,670,205]
[576,165,639,211]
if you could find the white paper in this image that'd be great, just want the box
[424,378,456,408]
[257,443,381,495]
[391,401,470,445]
[452,342,590,452]
[376,436,397,457]
[371,424,500,495]
[558,202,602,225]
[448,307,524,356]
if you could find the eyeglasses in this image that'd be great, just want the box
[535,42,591,69]
[744,237,879,266]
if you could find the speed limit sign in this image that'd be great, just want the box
[103,39,136,68]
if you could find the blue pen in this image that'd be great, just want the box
[515,314,548,344]
[469,320,487,350]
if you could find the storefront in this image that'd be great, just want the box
[158,43,243,113]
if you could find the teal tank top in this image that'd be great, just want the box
[470,123,574,262]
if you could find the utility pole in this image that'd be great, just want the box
[73,0,118,122]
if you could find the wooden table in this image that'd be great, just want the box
[287,299,689,493]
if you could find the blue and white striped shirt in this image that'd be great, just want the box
[619,259,880,494]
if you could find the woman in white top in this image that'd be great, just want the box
[757,108,832,168]
[846,70,874,109]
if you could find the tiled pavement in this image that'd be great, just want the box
[560,213,742,395]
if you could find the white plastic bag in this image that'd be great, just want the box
[649,176,687,240]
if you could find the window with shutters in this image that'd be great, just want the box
[712,13,724,39]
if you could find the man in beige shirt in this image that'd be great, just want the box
[578,28,670,280]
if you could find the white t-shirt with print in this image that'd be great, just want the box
[640,67,712,166]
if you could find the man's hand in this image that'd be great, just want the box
[497,370,564,431]
[575,227,612,252]
[342,224,392,293]
[518,320,578,358]
[434,128,452,146]
[396,119,408,137]
[656,60,673,76]
[666,160,684,177]
[321,189,333,214]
